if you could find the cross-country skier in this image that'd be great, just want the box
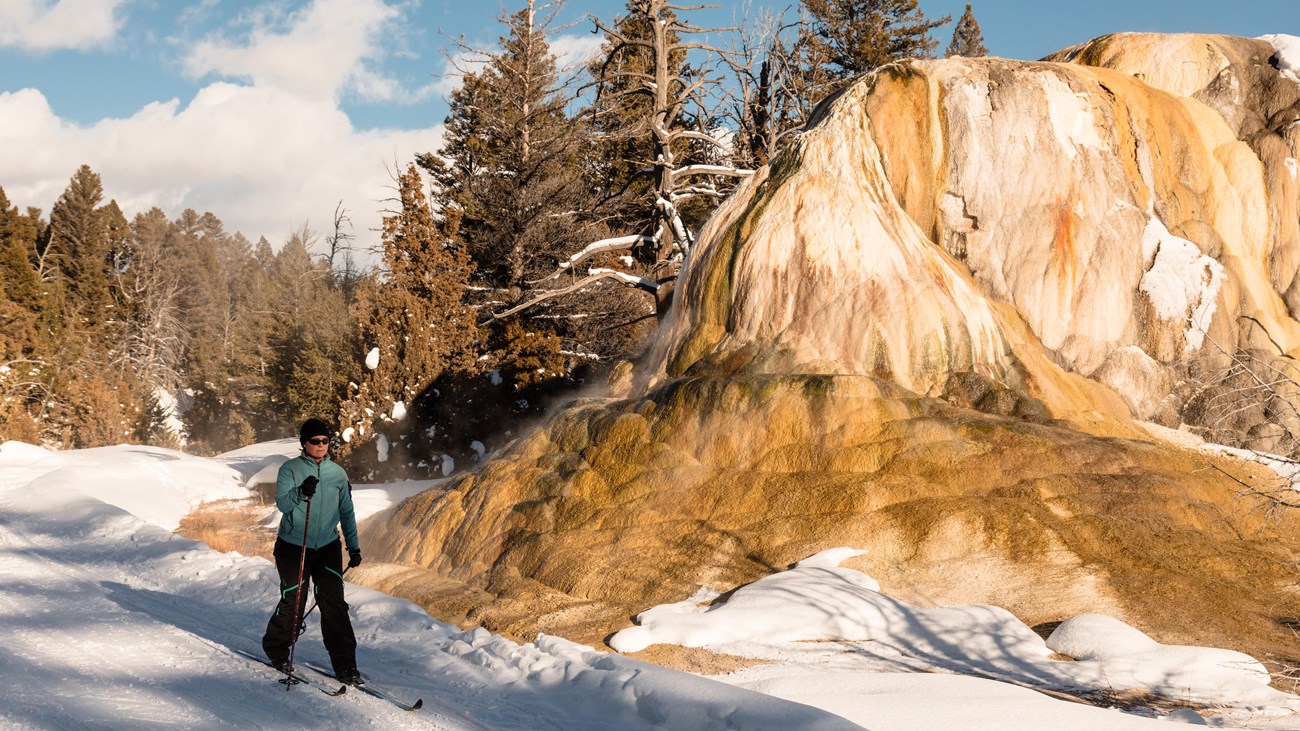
[263,417,363,685]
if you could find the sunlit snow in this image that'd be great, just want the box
[1261,34,1300,82]
[3,442,1299,729]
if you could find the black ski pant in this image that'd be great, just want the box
[262,537,357,675]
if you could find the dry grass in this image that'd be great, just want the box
[176,497,276,561]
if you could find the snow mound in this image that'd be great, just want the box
[213,437,299,486]
[613,547,1291,710]
[1047,614,1271,698]
[1047,613,1158,658]
[0,440,247,530]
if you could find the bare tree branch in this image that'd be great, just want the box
[490,269,659,321]
[530,234,656,283]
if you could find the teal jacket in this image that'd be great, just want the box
[276,454,359,551]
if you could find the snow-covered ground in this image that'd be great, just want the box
[2,440,1299,730]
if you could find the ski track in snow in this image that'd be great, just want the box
[0,444,860,730]
[0,494,463,730]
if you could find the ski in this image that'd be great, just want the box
[230,648,347,697]
[349,682,423,712]
[304,663,423,711]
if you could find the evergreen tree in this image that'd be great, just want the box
[0,192,49,442]
[421,0,592,292]
[172,209,230,395]
[0,187,44,352]
[341,164,477,455]
[945,4,987,58]
[35,167,149,448]
[168,209,265,452]
[263,229,353,436]
[231,236,279,432]
[798,0,950,87]
[488,0,749,318]
[488,0,752,361]
[44,165,116,328]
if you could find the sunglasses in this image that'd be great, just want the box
[306,437,330,446]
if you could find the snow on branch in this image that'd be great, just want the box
[656,196,693,250]
[587,267,659,290]
[670,164,756,182]
[530,234,656,284]
[490,269,659,320]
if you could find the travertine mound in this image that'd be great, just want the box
[653,34,1300,435]
[360,34,1300,665]
[364,376,1300,661]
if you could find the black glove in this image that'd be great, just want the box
[348,549,363,568]
[300,475,318,498]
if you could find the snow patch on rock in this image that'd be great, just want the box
[1260,34,1300,82]
[1139,217,1223,350]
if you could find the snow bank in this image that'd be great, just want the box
[213,437,299,486]
[613,547,1296,712]
[1047,614,1271,699]
[0,440,247,530]
[349,478,436,521]
[611,547,1050,680]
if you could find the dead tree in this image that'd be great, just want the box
[497,0,754,320]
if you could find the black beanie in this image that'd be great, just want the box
[299,418,331,444]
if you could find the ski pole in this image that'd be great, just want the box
[284,492,314,689]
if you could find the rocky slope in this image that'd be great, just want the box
[357,34,1300,671]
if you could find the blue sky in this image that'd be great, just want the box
[0,0,1294,255]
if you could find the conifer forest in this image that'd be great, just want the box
[0,0,984,476]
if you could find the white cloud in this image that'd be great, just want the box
[550,32,603,71]
[0,0,129,51]
[429,48,489,99]
[428,32,602,101]
[0,0,453,265]
[182,0,402,102]
[0,85,443,260]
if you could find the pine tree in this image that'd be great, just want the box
[263,230,353,437]
[799,0,950,85]
[422,0,592,292]
[119,208,187,393]
[0,187,44,352]
[945,4,987,58]
[341,164,477,453]
[45,165,116,328]
[0,192,49,442]
[488,0,753,359]
[35,167,151,448]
